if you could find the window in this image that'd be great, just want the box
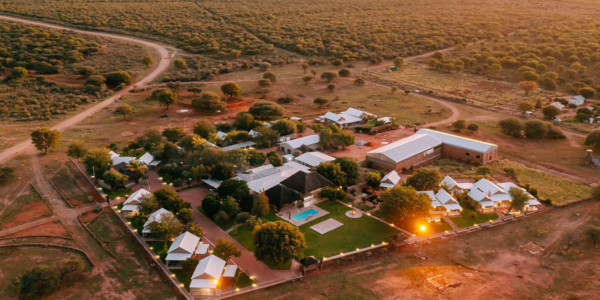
[465,152,470,156]
[476,155,480,159]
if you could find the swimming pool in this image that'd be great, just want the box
[292,209,320,222]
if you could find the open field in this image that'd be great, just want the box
[233,200,600,300]
[0,186,51,230]
[0,246,92,297]
[450,210,499,228]
[87,208,178,299]
[50,162,101,207]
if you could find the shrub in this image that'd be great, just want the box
[248,101,285,120]
[105,71,132,87]
[467,123,479,131]
[542,105,561,120]
[524,120,548,140]
[545,124,566,139]
[499,118,523,137]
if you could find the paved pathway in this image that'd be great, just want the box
[0,14,172,165]
[177,187,298,284]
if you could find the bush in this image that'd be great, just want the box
[499,118,523,137]
[277,96,294,104]
[467,123,479,131]
[545,124,566,139]
[542,105,561,120]
[338,69,350,77]
[235,212,251,224]
[192,92,226,113]
[524,120,548,139]
[248,101,285,120]
[105,71,132,87]
[0,166,14,185]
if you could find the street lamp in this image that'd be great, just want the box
[418,224,427,259]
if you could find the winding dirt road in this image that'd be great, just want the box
[0,14,172,164]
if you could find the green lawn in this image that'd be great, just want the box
[300,201,398,259]
[229,212,282,252]
[450,209,499,228]
[423,219,454,234]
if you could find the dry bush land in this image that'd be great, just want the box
[234,201,600,300]
[0,19,155,150]
[0,186,51,230]
[0,246,92,296]
[50,162,101,207]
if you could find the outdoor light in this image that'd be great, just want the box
[171,274,176,278]
[252,283,257,288]
[150,246,154,250]
[213,279,219,285]
[162,182,167,185]
[390,223,395,227]
[127,221,131,225]
[352,209,357,215]
[235,288,240,292]
[179,284,184,288]
[155,255,160,259]
[371,244,374,248]
[118,210,122,213]
[419,225,427,233]
[133,229,138,232]
[249,276,255,280]
[356,248,360,252]
[158,177,163,180]
[340,252,344,256]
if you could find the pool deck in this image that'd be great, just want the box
[278,204,329,227]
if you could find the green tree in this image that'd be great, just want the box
[267,152,284,167]
[217,179,252,211]
[467,123,479,132]
[221,83,242,101]
[154,187,189,213]
[313,97,329,108]
[542,105,561,120]
[380,186,431,223]
[405,168,443,191]
[518,101,535,112]
[148,213,184,245]
[254,127,280,148]
[253,221,306,266]
[451,120,466,132]
[85,75,106,86]
[162,127,185,143]
[0,166,14,185]
[338,69,350,77]
[102,169,129,189]
[179,258,199,289]
[263,72,277,82]
[365,172,382,190]
[499,118,523,137]
[247,150,266,167]
[174,59,188,69]
[139,194,160,215]
[518,81,539,96]
[320,71,337,83]
[332,130,355,149]
[252,193,270,217]
[17,265,60,299]
[11,66,29,80]
[508,187,528,213]
[193,92,226,113]
[272,119,296,136]
[334,158,361,186]
[315,162,346,187]
[221,196,241,217]
[141,57,154,68]
[233,112,256,131]
[213,238,242,261]
[393,57,406,68]
[83,148,112,176]
[194,120,217,138]
[327,84,336,92]
[177,208,194,224]
[578,87,596,99]
[31,128,61,154]
[585,131,600,153]
[115,104,134,120]
[201,193,222,218]
[524,120,548,140]
[152,89,178,110]
[105,71,132,87]
[319,187,349,201]
[67,141,88,160]
[258,79,271,88]
[248,102,285,120]
[302,75,313,85]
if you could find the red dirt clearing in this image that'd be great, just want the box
[5,221,70,239]
[0,202,52,230]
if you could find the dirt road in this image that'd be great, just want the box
[0,14,172,164]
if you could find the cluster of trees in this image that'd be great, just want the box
[585,131,600,153]
[499,118,565,140]
[13,257,85,299]
[313,124,355,150]
[439,19,600,94]
[0,165,14,185]
[315,158,361,188]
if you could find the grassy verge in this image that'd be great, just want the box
[450,209,499,228]
[300,201,398,259]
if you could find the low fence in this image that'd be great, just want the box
[0,243,96,268]
[48,179,73,208]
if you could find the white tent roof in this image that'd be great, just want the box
[112,156,135,166]
[468,188,487,202]
[367,134,441,163]
[343,108,371,118]
[143,208,173,233]
[192,255,225,281]
[121,205,140,212]
[417,129,498,154]
[167,232,201,255]
[473,178,504,195]
[165,253,193,262]
[381,170,401,189]
[435,189,455,204]
[441,175,458,189]
[281,135,320,150]
[139,152,154,165]
[195,243,210,255]
[124,188,152,206]
[222,265,238,278]
[294,151,335,167]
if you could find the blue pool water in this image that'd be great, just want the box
[292,209,319,222]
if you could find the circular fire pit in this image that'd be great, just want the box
[345,209,363,219]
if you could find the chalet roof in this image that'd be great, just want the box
[417,129,498,154]
[281,135,320,150]
[280,171,333,195]
[192,254,225,280]
[294,151,335,167]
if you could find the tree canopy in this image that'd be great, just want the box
[253,221,306,266]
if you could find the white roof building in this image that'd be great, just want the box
[166,231,201,262]
[568,95,585,106]
[323,111,362,126]
[143,208,174,234]
[222,265,238,278]
[343,108,373,119]
[419,189,462,212]
[225,162,311,194]
[248,130,260,138]
[190,255,226,290]
[367,134,441,164]
[216,131,228,140]
[122,188,152,213]
[380,170,401,189]
[112,156,136,166]
[280,134,320,151]
[294,151,335,168]
[416,129,498,154]
[551,102,564,110]
[109,151,120,159]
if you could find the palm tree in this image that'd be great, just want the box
[127,161,148,183]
